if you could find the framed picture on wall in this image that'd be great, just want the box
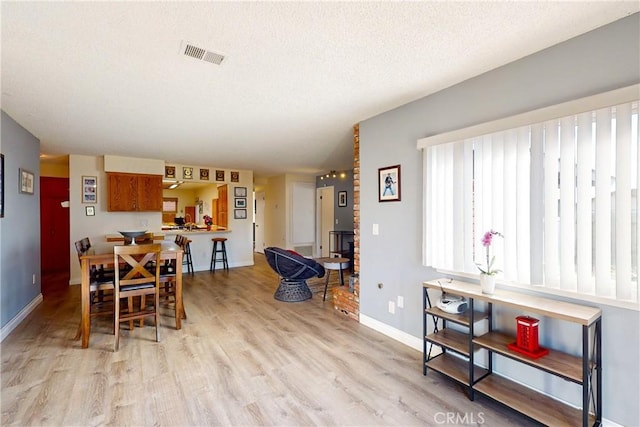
[378,164,401,202]
[235,198,247,208]
[338,190,347,207]
[234,187,247,197]
[234,209,247,219]
[19,168,35,195]
[82,176,97,203]
[85,205,95,216]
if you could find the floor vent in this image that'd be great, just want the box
[181,41,225,65]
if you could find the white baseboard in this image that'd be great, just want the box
[359,314,423,351]
[1,293,43,342]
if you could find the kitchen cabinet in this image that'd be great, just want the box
[422,278,601,427]
[107,172,162,211]
[215,184,228,228]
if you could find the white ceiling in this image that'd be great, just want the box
[2,2,638,179]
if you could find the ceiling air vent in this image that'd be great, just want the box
[181,41,225,66]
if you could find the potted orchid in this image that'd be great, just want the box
[477,229,503,294]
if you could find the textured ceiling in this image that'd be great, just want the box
[2,2,638,178]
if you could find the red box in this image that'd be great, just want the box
[516,316,540,351]
[506,316,549,359]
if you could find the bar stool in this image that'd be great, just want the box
[210,237,229,272]
[175,235,194,275]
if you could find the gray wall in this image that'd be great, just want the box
[359,14,639,426]
[1,111,42,328]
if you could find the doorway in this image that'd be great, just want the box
[40,177,70,295]
[316,186,334,257]
[254,191,265,253]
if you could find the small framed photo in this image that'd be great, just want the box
[183,167,193,180]
[216,170,225,181]
[230,171,239,182]
[82,176,97,203]
[85,206,95,216]
[338,190,347,207]
[165,165,176,179]
[19,168,35,195]
[378,164,401,202]
[200,168,209,180]
[235,198,246,208]
[234,186,247,197]
[234,208,247,219]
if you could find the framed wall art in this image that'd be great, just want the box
[200,168,209,180]
[231,171,239,182]
[378,164,401,202]
[82,176,97,203]
[234,186,247,197]
[338,190,347,207]
[183,167,193,179]
[165,165,176,179]
[19,168,35,195]
[234,208,247,219]
[235,198,246,208]
[216,170,225,181]
[85,205,95,216]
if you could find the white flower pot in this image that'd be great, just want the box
[481,274,496,295]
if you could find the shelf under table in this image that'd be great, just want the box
[425,353,488,385]
[473,374,594,427]
[473,331,584,383]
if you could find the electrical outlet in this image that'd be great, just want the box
[397,296,404,308]
[388,301,395,314]
[335,219,338,225]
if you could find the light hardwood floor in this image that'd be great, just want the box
[1,254,534,426]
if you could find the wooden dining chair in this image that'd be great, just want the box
[113,243,162,351]
[155,235,187,320]
[73,237,115,340]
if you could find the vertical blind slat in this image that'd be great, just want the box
[544,120,560,287]
[615,103,632,300]
[530,124,544,285]
[559,116,577,291]
[516,126,531,284]
[594,108,613,297]
[576,111,594,294]
[503,131,517,281]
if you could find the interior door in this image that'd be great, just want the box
[40,177,70,273]
[317,186,334,257]
[254,191,265,253]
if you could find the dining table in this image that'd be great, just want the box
[79,240,184,349]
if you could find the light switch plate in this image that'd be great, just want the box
[373,224,379,235]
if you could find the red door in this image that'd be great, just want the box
[40,177,70,273]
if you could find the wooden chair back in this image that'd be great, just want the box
[113,243,162,351]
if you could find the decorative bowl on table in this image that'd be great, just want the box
[118,230,147,245]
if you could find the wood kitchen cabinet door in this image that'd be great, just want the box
[108,173,137,211]
[137,175,162,211]
[107,172,162,211]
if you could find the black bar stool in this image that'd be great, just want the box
[175,235,194,275]
[210,237,229,272]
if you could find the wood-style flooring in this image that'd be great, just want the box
[1,253,534,426]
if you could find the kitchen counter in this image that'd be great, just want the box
[105,228,231,272]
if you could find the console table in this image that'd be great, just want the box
[422,278,601,427]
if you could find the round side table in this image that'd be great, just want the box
[316,257,350,301]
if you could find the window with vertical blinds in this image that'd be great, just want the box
[421,88,639,306]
